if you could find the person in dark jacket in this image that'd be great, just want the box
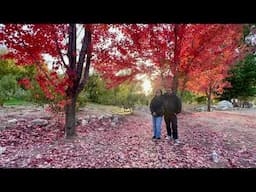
[162,88,182,144]
[150,89,164,140]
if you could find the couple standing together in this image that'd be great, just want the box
[150,88,182,144]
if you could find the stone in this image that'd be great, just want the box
[211,151,219,163]
[76,118,81,126]
[0,146,6,155]
[216,100,233,110]
[17,118,27,122]
[41,116,52,120]
[31,119,49,126]
[0,125,6,131]
[111,122,116,127]
[8,119,18,124]
[112,115,119,122]
[98,115,104,120]
[82,119,89,126]
[242,101,253,108]
[195,106,207,112]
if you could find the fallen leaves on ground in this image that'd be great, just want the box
[0,109,256,168]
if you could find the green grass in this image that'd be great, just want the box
[3,98,30,106]
[86,102,132,115]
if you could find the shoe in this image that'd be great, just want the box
[156,137,161,140]
[174,139,180,144]
[152,136,156,139]
[166,136,171,140]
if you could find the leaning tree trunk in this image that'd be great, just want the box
[65,95,77,138]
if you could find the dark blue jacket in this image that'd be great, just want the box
[150,96,164,117]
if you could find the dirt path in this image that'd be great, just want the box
[0,105,256,168]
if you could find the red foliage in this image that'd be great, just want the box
[91,24,244,92]
[0,24,70,102]
[0,24,245,94]
[185,25,244,97]
[18,78,32,90]
[0,24,246,137]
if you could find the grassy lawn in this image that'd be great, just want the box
[85,102,133,115]
[3,98,30,106]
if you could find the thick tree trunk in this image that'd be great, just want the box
[180,75,189,98]
[171,74,179,94]
[65,95,77,138]
[63,24,91,139]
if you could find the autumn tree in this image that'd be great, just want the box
[185,25,245,111]
[187,64,232,111]
[0,24,96,138]
[0,24,246,137]
[102,24,244,94]
[0,24,148,138]
[92,24,155,89]
[178,24,239,97]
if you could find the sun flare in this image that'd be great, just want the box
[142,78,152,96]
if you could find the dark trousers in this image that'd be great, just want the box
[164,114,178,139]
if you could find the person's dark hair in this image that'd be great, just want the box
[155,89,162,95]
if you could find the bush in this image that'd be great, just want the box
[76,93,89,109]
[0,74,19,102]
[180,91,198,104]
[79,73,150,108]
[0,97,4,106]
[195,96,207,104]
[23,80,50,106]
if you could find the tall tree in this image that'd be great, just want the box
[220,54,256,101]
[0,24,97,138]
[0,24,148,137]
[87,24,244,96]
[0,24,245,137]
[185,26,245,111]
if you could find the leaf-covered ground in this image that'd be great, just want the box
[0,105,256,168]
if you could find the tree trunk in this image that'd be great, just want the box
[180,75,189,98]
[207,94,211,112]
[206,87,212,112]
[180,88,185,98]
[65,95,77,138]
[171,74,179,94]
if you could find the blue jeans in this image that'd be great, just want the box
[152,116,162,138]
